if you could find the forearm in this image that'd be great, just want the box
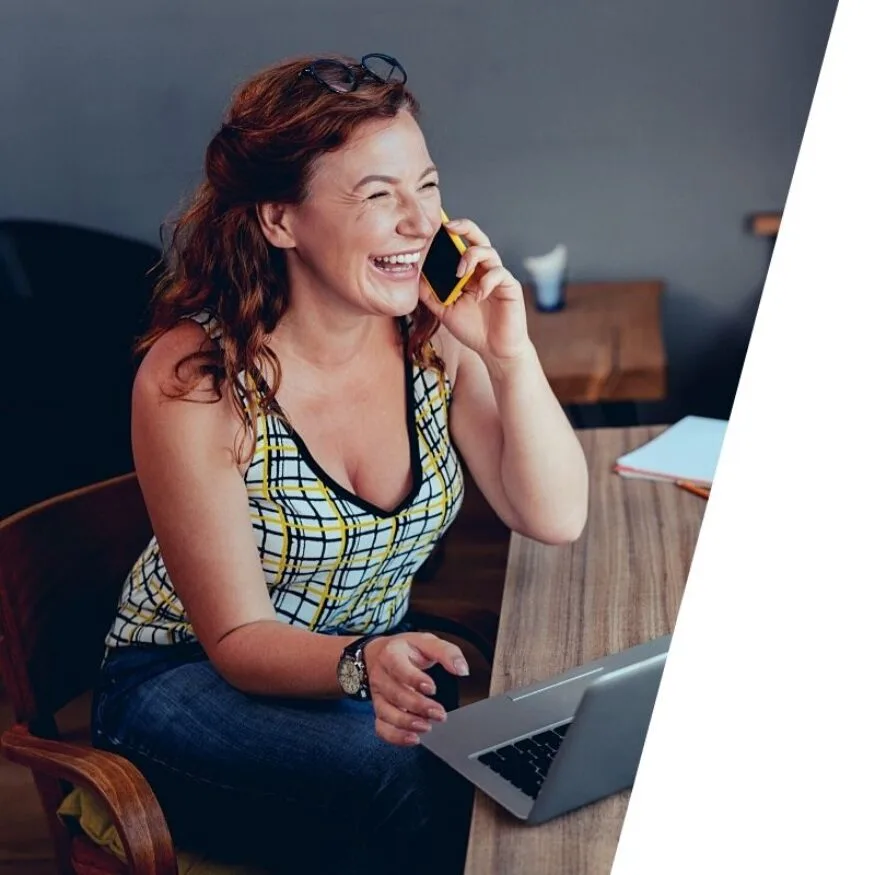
[484,342,589,543]
[211,619,359,698]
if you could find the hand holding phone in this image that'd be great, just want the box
[421,209,476,307]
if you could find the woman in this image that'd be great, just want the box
[92,52,588,874]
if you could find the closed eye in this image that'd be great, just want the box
[366,180,438,201]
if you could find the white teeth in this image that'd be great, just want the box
[373,252,421,265]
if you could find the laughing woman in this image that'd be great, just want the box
[92,52,588,875]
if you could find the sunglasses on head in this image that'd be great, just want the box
[299,53,407,94]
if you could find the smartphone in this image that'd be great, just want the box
[421,209,476,307]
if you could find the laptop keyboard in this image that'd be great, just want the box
[476,723,570,799]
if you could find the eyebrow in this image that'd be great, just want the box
[353,164,438,191]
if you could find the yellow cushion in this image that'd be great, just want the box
[58,786,272,875]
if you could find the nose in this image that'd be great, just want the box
[397,197,435,240]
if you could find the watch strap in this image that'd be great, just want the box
[342,633,383,700]
[342,633,381,660]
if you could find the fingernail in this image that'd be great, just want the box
[407,734,421,745]
[420,682,437,696]
[413,720,431,732]
[454,658,470,676]
[456,259,466,278]
[429,709,447,722]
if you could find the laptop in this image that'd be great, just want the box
[420,634,670,825]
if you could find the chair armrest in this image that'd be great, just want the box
[1,723,178,875]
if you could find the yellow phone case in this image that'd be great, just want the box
[423,208,476,307]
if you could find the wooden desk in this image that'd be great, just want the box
[524,282,666,405]
[464,425,706,875]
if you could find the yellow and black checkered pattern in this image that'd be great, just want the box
[105,311,465,649]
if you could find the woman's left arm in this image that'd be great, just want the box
[452,340,589,544]
[421,217,589,544]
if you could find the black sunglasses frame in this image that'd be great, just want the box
[299,53,408,93]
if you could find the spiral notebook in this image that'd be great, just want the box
[614,416,727,488]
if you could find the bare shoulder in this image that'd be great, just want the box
[135,319,217,399]
[133,319,240,465]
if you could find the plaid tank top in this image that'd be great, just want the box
[105,311,465,649]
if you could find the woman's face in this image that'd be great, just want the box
[283,110,442,318]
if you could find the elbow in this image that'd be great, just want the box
[206,639,249,693]
[208,619,270,695]
[521,500,588,546]
[534,457,589,545]
[539,517,587,546]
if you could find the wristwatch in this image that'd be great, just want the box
[337,634,382,700]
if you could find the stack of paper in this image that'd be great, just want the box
[614,416,728,487]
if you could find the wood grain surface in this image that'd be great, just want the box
[524,283,667,404]
[464,426,706,875]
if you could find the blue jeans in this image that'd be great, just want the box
[91,626,473,875]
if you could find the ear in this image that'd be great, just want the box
[256,202,297,249]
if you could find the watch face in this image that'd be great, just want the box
[338,657,362,695]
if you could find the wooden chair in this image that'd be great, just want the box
[0,472,498,875]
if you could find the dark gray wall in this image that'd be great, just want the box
[0,0,837,419]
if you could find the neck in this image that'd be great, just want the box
[268,277,399,372]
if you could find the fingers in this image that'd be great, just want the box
[364,636,448,720]
[373,693,442,745]
[365,633,465,748]
[372,669,447,722]
[411,632,470,678]
[374,714,423,747]
[457,244,502,279]
[370,664,448,748]
[446,224,521,304]
[445,217,490,248]
[472,265,517,302]
[372,635,439,693]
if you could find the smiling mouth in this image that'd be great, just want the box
[370,251,422,275]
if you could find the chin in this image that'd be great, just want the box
[367,282,421,317]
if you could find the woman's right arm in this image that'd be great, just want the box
[131,323,465,742]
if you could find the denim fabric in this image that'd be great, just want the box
[91,625,473,875]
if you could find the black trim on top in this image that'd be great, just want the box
[250,318,423,519]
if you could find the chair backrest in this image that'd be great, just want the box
[0,218,162,519]
[0,472,152,730]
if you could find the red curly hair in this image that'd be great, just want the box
[137,53,442,460]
